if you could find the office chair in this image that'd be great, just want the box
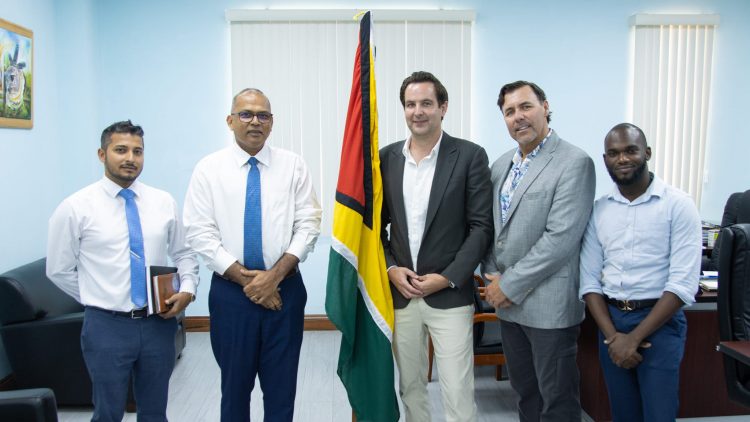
[710,190,750,271]
[717,223,750,407]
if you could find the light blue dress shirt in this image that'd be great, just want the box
[579,176,702,305]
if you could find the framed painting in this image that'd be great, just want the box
[0,18,33,129]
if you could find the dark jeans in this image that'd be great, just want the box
[501,320,581,422]
[81,307,177,422]
[599,305,686,422]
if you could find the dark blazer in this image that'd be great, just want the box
[711,189,750,270]
[380,132,493,310]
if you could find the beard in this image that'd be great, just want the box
[607,160,647,186]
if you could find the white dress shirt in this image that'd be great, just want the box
[183,142,322,275]
[402,134,442,272]
[579,176,702,305]
[46,177,200,312]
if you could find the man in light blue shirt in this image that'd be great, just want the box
[579,123,701,422]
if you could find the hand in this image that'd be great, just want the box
[411,273,450,297]
[604,332,652,369]
[223,262,255,287]
[387,267,423,299]
[241,268,283,310]
[255,290,283,311]
[484,273,513,309]
[159,292,193,319]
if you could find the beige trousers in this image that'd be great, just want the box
[393,298,477,422]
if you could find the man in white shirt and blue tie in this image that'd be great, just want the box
[183,88,322,422]
[579,123,702,421]
[46,120,200,422]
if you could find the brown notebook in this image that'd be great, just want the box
[149,266,180,314]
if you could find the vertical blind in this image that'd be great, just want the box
[227,10,473,233]
[629,14,719,205]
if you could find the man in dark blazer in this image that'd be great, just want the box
[482,81,595,422]
[380,71,493,422]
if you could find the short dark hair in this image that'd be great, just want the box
[100,120,144,149]
[606,123,648,147]
[399,71,448,107]
[497,81,552,123]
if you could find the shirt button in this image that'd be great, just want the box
[496,240,503,248]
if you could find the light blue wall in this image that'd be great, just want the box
[699,0,750,219]
[0,0,66,382]
[1,0,62,274]
[1,0,749,379]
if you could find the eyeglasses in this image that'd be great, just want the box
[231,111,273,123]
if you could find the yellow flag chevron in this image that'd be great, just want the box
[324,11,399,422]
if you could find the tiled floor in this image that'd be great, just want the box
[57,331,748,421]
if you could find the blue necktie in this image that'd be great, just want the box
[119,188,147,307]
[244,157,265,270]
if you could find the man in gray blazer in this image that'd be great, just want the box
[482,81,595,422]
[381,71,493,421]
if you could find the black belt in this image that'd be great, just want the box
[88,306,149,319]
[604,296,659,311]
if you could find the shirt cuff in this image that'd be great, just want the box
[212,249,238,276]
[665,286,696,306]
[285,237,310,263]
[578,285,603,301]
[178,278,198,296]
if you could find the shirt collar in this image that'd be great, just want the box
[512,129,552,165]
[230,141,271,168]
[402,131,443,163]
[608,172,665,205]
[100,176,142,199]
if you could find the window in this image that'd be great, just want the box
[629,13,719,204]
[226,9,473,233]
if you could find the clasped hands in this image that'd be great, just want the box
[483,273,513,309]
[603,332,652,369]
[225,262,282,310]
[387,267,450,298]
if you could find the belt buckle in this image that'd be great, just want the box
[130,309,145,319]
[617,299,634,311]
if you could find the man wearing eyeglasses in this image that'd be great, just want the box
[183,88,322,422]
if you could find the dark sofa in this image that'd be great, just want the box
[0,258,186,406]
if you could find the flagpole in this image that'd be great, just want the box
[326,10,399,422]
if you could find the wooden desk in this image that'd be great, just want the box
[719,341,750,366]
[696,290,717,302]
[578,302,750,421]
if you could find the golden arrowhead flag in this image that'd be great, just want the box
[325,11,399,422]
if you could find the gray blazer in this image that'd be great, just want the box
[482,131,595,329]
[381,132,494,310]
